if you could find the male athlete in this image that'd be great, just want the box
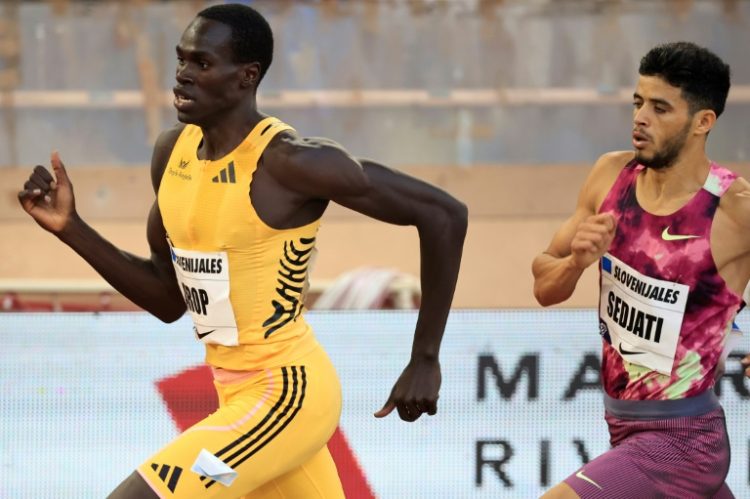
[533,42,750,498]
[18,4,467,498]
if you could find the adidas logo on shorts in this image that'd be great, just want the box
[150,462,183,493]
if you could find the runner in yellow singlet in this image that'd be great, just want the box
[18,4,467,498]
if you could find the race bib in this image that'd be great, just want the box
[169,243,239,346]
[599,253,689,375]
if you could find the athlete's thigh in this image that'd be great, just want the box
[561,444,656,499]
[137,347,342,499]
[557,458,733,499]
[563,422,728,499]
[243,445,344,499]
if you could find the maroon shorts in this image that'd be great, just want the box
[564,394,732,498]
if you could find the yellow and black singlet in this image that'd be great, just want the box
[158,117,320,370]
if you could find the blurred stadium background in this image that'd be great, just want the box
[0,0,749,497]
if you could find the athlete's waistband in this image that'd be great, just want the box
[604,389,720,420]
[205,327,319,371]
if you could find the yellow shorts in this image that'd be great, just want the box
[137,344,344,498]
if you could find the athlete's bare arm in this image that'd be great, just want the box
[263,134,468,422]
[712,177,750,379]
[17,126,187,322]
[711,177,750,294]
[532,151,630,306]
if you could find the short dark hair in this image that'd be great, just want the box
[197,3,274,84]
[639,42,730,117]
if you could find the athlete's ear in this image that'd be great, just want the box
[240,62,261,88]
[693,109,716,137]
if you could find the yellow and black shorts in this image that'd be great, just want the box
[137,344,344,498]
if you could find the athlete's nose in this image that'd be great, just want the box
[175,64,193,85]
[633,106,649,127]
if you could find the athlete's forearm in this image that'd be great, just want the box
[409,200,468,361]
[532,252,585,306]
[58,215,186,321]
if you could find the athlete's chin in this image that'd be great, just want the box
[634,150,650,165]
[634,151,665,170]
[176,111,196,124]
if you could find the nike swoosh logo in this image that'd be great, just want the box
[196,329,216,339]
[661,226,699,241]
[576,469,602,490]
[618,343,644,356]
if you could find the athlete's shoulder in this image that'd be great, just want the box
[581,151,633,206]
[264,132,350,171]
[266,132,345,155]
[591,150,634,177]
[262,132,369,199]
[258,115,351,172]
[719,175,750,230]
[155,123,188,152]
[150,123,187,191]
[723,174,750,195]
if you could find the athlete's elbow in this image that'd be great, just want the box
[440,197,469,240]
[534,292,553,308]
[451,199,469,234]
[533,281,564,307]
[158,311,184,324]
[533,283,549,307]
[153,302,187,323]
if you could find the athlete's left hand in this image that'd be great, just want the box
[374,358,441,422]
[741,354,750,378]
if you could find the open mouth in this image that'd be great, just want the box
[173,87,196,111]
[632,131,649,149]
[174,94,195,110]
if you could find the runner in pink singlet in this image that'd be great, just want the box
[533,42,750,499]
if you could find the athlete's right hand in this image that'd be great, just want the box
[18,152,77,235]
[570,212,617,270]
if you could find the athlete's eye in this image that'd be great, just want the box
[654,107,666,114]
[199,61,209,70]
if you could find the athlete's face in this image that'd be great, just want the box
[631,75,693,170]
[173,18,259,126]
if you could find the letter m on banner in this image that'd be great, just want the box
[477,354,539,400]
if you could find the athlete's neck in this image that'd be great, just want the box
[197,104,266,161]
[639,149,711,203]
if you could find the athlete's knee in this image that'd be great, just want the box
[107,471,160,499]
[540,482,582,499]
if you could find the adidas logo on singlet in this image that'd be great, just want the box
[212,161,236,183]
[150,462,183,492]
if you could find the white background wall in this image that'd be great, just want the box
[0,310,748,498]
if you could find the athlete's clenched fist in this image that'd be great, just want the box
[570,212,617,270]
[17,152,77,236]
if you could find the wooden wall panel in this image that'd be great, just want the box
[3,162,748,308]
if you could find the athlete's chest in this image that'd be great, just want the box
[606,182,718,286]
[159,157,264,249]
[609,223,713,294]
[249,162,327,230]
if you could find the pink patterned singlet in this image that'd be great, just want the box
[597,160,743,401]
